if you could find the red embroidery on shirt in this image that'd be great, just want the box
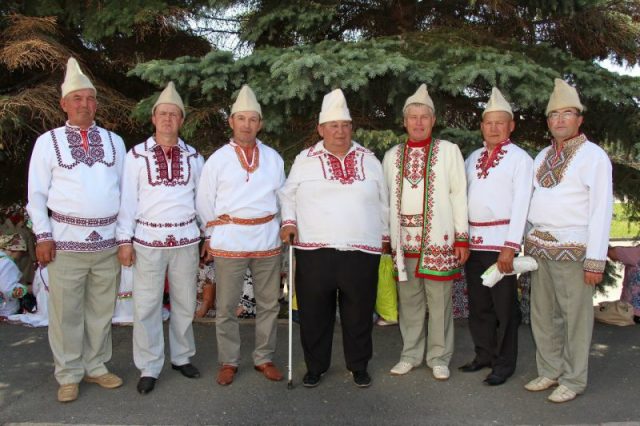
[475,140,510,179]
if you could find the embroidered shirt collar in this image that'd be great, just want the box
[229,138,262,149]
[482,138,511,151]
[307,140,372,157]
[407,137,432,148]
[552,133,586,153]
[146,137,189,153]
[65,121,97,132]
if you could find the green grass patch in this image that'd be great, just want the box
[610,203,640,239]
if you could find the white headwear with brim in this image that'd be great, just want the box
[483,87,513,118]
[319,89,352,124]
[403,84,435,114]
[545,78,584,115]
[153,81,185,117]
[61,57,96,98]
[231,85,262,118]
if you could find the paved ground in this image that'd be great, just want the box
[1,317,639,425]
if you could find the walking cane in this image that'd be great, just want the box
[287,234,294,389]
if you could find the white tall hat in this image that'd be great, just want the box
[152,82,185,117]
[483,87,513,118]
[231,85,262,118]
[545,78,584,115]
[61,57,96,98]
[319,88,352,124]
[403,84,435,114]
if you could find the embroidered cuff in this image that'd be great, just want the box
[583,258,606,274]
[35,232,53,243]
[382,235,390,243]
[116,239,132,246]
[454,240,469,248]
[504,241,521,251]
[281,220,297,229]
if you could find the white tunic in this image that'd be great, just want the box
[26,122,126,251]
[278,141,390,254]
[465,140,533,252]
[116,138,204,248]
[525,135,613,273]
[196,139,285,258]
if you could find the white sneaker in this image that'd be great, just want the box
[390,361,414,376]
[432,365,450,381]
[524,376,558,392]
[548,385,577,403]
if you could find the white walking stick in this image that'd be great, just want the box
[287,234,294,389]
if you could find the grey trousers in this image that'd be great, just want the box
[530,258,594,393]
[214,255,281,366]
[47,248,120,384]
[397,257,454,368]
[132,244,198,378]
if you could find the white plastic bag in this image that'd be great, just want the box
[481,256,538,287]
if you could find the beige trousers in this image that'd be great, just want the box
[214,255,281,366]
[530,258,594,393]
[397,257,454,368]
[47,248,120,384]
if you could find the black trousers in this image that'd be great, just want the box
[464,250,520,378]
[295,248,379,374]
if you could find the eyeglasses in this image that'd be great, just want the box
[157,111,181,119]
[548,111,580,121]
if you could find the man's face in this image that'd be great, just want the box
[481,111,515,148]
[152,104,184,137]
[60,89,97,128]
[547,107,583,142]
[228,111,262,145]
[403,105,435,141]
[318,120,353,156]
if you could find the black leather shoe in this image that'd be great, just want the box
[458,360,490,373]
[483,373,507,386]
[137,377,156,394]
[352,370,372,388]
[303,372,322,388]
[171,363,200,379]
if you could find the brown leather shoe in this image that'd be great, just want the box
[216,364,238,386]
[254,362,283,381]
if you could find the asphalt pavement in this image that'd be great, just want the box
[1,317,639,425]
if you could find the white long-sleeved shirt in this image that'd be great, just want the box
[465,140,533,252]
[525,135,613,273]
[26,122,126,252]
[116,137,204,248]
[278,140,390,254]
[196,140,285,258]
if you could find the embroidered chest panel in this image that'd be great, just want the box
[51,126,116,169]
[535,135,585,188]
[314,148,367,185]
[475,141,510,179]
[133,143,197,187]
[403,146,427,188]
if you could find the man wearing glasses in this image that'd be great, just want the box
[523,79,613,403]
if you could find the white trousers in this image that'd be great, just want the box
[132,244,198,378]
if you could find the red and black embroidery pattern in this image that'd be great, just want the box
[136,217,196,228]
[403,146,427,188]
[536,134,586,188]
[133,234,201,248]
[55,239,116,251]
[51,211,117,227]
[319,150,366,185]
[132,140,197,187]
[51,126,116,169]
[475,140,510,179]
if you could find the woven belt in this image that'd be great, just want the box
[206,214,275,228]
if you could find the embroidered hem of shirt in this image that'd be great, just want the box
[524,237,586,262]
[133,235,200,248]
[504,241,521,250]
[294,241,382,253]
[584,258,606,273]
[55,239,117,252]
[469,219,510,227]
[470,244,521,252]
[208,247,282,258]
[51,211,118,227]
[136,217,196,228]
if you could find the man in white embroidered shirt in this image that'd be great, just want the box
[116,82,204,395]
[196,85,285,386]
[461,87,533,386]
[524,79,613,403]
[26,57,126,402]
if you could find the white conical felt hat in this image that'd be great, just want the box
[231,85,262,118]
[61,57,96,98]
[403,84,435,114]
[545,78,584,115]
[483,87,513,118]
[318,88,352,124]
[153,82,185,117]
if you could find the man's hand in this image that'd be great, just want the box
[280,225,298,244]
[497,247,515,274]
[584,271,603,286]
[382,241,391,255]
[455,246,470,265]
[118,244,136,267]
[35,240,56,266]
